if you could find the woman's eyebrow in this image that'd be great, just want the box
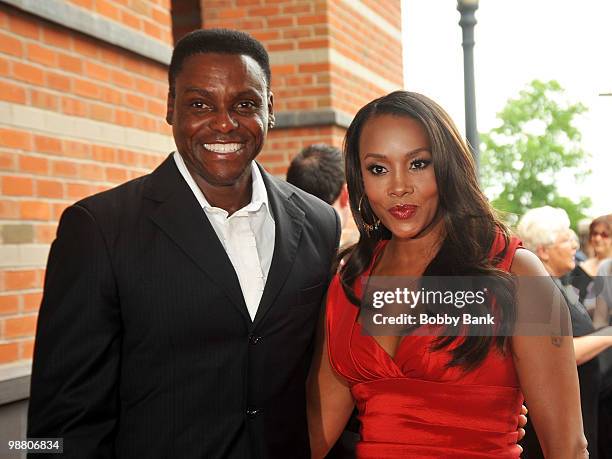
[363,147,429,160]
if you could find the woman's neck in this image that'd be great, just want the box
[377,220,445,276]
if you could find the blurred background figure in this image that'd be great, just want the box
[517,206,612,459]
[570,215,612,311]
[581,215,612,277]
[286,144,358,247]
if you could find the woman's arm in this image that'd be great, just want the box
[307,305,355,459]
[511,249,588,459]
[593,293,610,329]
[573,330,612,365]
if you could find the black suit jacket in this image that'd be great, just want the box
[27,155,340,459]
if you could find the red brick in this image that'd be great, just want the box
[96,0,121,21]
[0,80,27,104]
[0,343,19,364]
[51,160,78,178]
[0,200,19,219]
[115,109,135,127]
[34,136,62,155]
[42,26,72,49]
[4,270,39,291]
[36,179,64,198]
[79,163,104,181]
[299,39,328,49]
[58,52,83,73]
[0,151,16,170]
[30,89,59,111]
[120,9,142,29]
[125,93,146,111]
[67,182,92,200]
[52,202,70,220]
[268,42,294,52]
[90,103,114,123]
[8,13,40,39]
[106,166,128,183]
[74,78,101,99]
[0,295,19,315]
[92,145,116,162]
[73,37,99,58]
[4,315,37,338]
[27,43,57,67]
[283,4,312,14]
[0,129,31,150]
[99,48,122,67]
[151,6,170,26]
[268,17,294,27]
[143,20,162,39]
[36,224,57,243]
[0,31,23,57]
[100,86,122,105]
[70,0,94,8]
[20,339,35,359]
[62,140,91,159]
[22,292,42,312]
[20,201,51,220]
[2,176,34,196]
[111,69,134,89]
[61,97,87,117]
[84,61,111,81]
[146,99,166,117]
[19,155,49,174]
[46,72,72,92]
[298,14,326,26]
[12,62,45,85]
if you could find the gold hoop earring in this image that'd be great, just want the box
[358,195,380,236]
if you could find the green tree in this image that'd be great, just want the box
[480,79,591,229]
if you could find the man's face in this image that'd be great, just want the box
[167,53,273,189]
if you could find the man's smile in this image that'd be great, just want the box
[202,143,244,154]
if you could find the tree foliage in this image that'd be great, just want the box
[480,80,591,229]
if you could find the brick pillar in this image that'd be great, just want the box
[200,0,404,174]
[0,0,175,367]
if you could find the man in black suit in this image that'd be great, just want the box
[27,29,340,458]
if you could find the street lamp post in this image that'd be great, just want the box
[457,0,479,169]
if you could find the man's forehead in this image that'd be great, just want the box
[179,52,267,87]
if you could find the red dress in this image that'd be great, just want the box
[326,235,524,458]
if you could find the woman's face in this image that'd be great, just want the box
[358,115,439,240]
[590,223,611,258]
[541,230,577,277]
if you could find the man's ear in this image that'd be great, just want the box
[268,90,274,124]
[339,184,349,208]
[166,90,174,125]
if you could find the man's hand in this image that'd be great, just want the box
[518,405,528,442]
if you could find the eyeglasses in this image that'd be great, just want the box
[591,231,610,239]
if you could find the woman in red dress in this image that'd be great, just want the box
[307,91,588,458]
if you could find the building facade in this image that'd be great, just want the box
[0,0,403,445]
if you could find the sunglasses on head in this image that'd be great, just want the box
[591,231,610,239]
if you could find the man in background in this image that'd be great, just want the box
[286,144,357,247]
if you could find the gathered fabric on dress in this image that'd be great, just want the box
[326,234,524,458]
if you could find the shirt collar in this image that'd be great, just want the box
[173,151,271,217]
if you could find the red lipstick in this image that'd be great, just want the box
[388,204,417,220]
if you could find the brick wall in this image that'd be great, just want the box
[0,1,173,366]
[0,0,404,368]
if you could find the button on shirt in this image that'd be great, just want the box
[173,152,275,321]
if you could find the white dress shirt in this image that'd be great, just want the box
[173,152,275,320]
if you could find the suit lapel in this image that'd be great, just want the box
[253,167,305,329]
[143,155,250,323]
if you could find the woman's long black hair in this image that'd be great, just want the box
[339,91,516,371]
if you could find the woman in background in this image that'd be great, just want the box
[517,206,612,459]
[581,215,612,277]
[307,91,587,458]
